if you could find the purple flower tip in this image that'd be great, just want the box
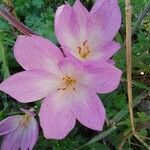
[0,109,39,150]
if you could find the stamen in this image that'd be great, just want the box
[83,40,87,46]
[77,40,90,59]
[58,76,76,91]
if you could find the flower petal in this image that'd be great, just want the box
[90,0,105,14]
[20,124,32,150]
[94,41,121,61]
[20,108,36,117]
[73,0,88,41]
[71,89,106,131]
[0,70,58,103]
[39,94,76,139]
[14,35,63,74]
[87,0,121,47]
[21,118,38,150]
[84,61,122,93]
[55,4,80,50]
[0,116,21,136]
[29,118,39,150]
[1,127,24,150]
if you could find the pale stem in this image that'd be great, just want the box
[125,0,150,149]
[0,5,36,35]
[125,0,135,133]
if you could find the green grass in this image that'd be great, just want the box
[0,0,150,149]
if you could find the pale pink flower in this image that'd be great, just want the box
[0,108,39,150]
[0,35,121,139]
[55,0,121,63]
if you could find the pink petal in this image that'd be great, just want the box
[90,0,105,13]
[55,4,80,50]
[21,124,32,150]
[73,0,88,41]
[58,57,84,76]
[107,59,116,65]
[21,118,38,150]
[99,41,121,61]
[84,61,122,93]
[20,108,36,117]
[87,0,121,47]
[0,70,58,103]
[39,94,76,139]
[29,118,39,150]
[1,127,24,150]
[0,116,21,135]
[14,35,63,74]
[71,89,105,131]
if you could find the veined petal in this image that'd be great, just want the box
[21,118,38,150]
[29,118,39,150]
[71,89,106,131]
[21,123,32,150]
[87,0,121,47]
[58,57,84,76]
[1,127,24,150]
[95,41,121,61]
[14,35,63,74]
[0,70,58,103]
[107,59,116,65]
[90,0,105,14]
[55,4,80,50]
[84,61,122,93]
[73,0,88,41]
[0,116,21,135]
[39,94,76,139]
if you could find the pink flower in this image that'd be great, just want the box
[55,0,121,62]
[0,108,39,150]
[0,35,121,139]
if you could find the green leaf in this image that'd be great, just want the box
[111,90,150,122]
[0,38,10,79]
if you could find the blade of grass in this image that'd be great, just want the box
[132,0,150,34]
[0,38,10,79]
[111,90,150,122]
[74,125,117,150]
[122,78,150,90]
[0,36,10,107]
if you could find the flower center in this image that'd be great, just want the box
[19,114,31,128]
[77,40,90,59]
[57,75,76,91]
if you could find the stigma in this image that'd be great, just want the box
[77,40,90,59]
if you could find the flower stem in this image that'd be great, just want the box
[125,0,150,149]
[125,0,135,133]
[3,0,17,17]
[0,5,36,35]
